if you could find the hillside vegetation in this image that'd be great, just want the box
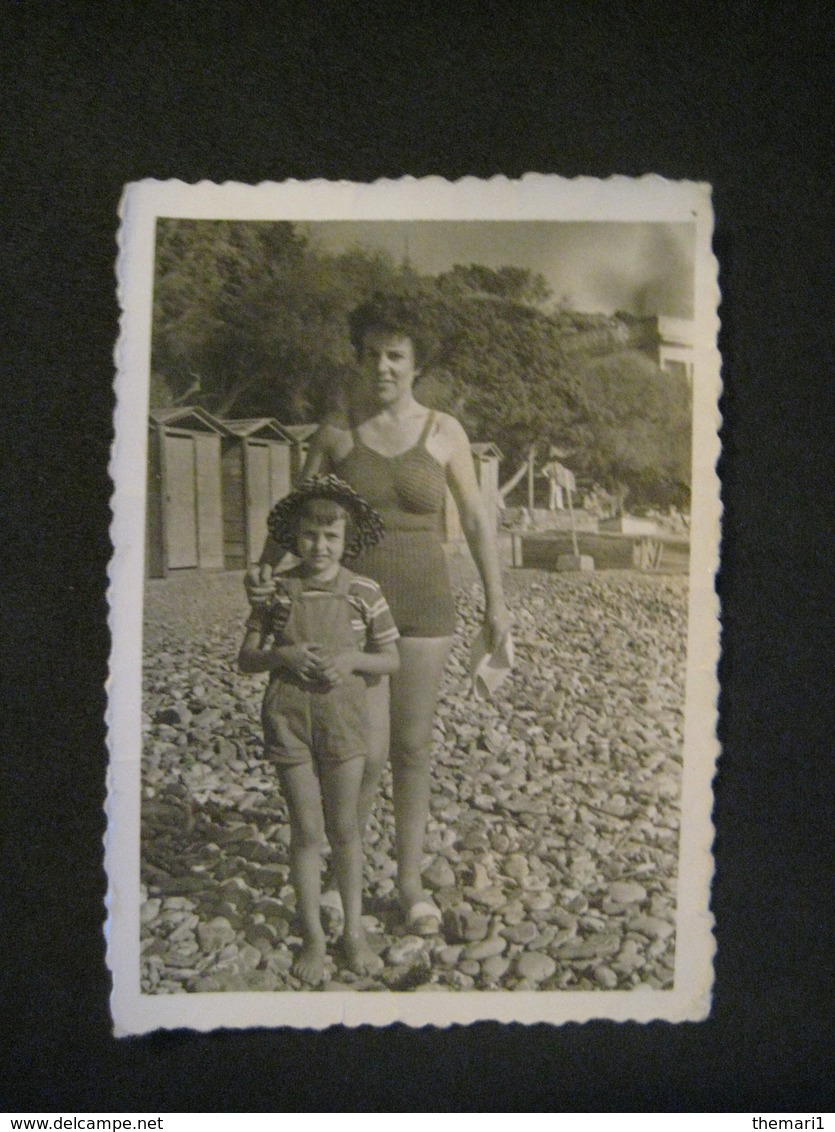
[151,220,691,508]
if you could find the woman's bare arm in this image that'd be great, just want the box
[354,640,400,675]
[442,414,510,651]
[317,640,400,686]
[299,422,341,478]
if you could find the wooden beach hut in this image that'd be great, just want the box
[444,442,504,542]
[219,418,294,569]
[146,407,225,578]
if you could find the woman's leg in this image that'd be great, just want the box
[278,761,327,985]
[389,636,453,915]
[320,756,383,975]
[357,676,390,835]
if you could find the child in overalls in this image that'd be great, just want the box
[239,475,400,985]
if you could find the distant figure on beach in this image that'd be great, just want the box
[540,461,564,511]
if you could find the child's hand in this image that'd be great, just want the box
[314,649,359,689]
[275,643,323,683]
[245,564,276,608]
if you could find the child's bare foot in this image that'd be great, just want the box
[293,936,327,985]
[342,930,383,976]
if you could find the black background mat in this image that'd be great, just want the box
[2,3,831,1112]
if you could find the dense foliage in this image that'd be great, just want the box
[151,219,691,507]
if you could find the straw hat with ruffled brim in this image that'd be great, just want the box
[266,474,385,561]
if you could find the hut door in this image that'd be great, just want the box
[269,442,291,506]
[164,435,198,568]
[246,441,272,563]
[194,433,224,568]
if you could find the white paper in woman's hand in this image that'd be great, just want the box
[469,629,515,700]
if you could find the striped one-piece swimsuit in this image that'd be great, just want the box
[334,410,457,638]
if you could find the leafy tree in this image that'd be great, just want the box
[152,220,304,411]
[151,221,415,421]
[415,291,690,506]
[436,264,552,306]
[410,292,589,470]
[150,220,691,504]
[570,350,692,507]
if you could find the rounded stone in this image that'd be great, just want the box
[481,955,511,983]
[608,881,648,905]
[522,890,555,912]
[504,854,529,882]
[463,936,507,961]
[514,952,557,983]
[140,898,162,925]
[550,907,579,932]
[265,949,294,974]
[236,942,264,971]
[631,913,675,940]
[155,704,192,727]
[385,936,426,966]
[436,945,464,967]
[594,965,619,989]
[443,907,490,943]
[464,886,506,910]
[423,857,456,890]
[244,923,278,953]
[501,921,538,945]
[197,917,238,954]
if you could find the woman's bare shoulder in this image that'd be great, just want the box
[310,415,353,464]
[432,410,470,445]
[321,405,351,429]
[313,416,351,444]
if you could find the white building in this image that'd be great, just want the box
[656,316,695,387]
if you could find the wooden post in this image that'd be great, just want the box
[511,532,523,567]
[566,479,580,557]
[527,451,535,512]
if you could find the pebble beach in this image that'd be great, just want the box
[139,547,688,994]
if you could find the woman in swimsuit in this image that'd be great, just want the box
[250,294,510,933]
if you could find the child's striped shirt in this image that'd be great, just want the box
[246,567,399,650]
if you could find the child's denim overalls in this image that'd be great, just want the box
[262,569,368,768]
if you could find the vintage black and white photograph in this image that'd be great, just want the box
[107,175,720,1033]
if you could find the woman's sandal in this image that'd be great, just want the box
[320,888,344,916]
[403,899,442,937]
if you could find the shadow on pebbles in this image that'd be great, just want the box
[139,568,686,994]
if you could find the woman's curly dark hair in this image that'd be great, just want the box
[348,292,435,369]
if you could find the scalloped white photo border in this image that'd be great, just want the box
[107,174,721,1035]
